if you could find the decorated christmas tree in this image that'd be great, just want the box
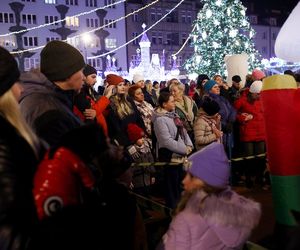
[184,0,262,78]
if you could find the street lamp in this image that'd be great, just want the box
[82,33,92,63]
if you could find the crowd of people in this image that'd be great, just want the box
[4,40,300,249]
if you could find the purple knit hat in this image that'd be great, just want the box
[188,142,230,188]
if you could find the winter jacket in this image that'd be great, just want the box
[19,69,82,147]
[0,115,40,250]
[74,84,110,136]
[234,89,266,142]
[194,109,221,151]
[161,189,261,250]
[209,93,236,133]
[152,108,193,156]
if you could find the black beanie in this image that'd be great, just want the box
[83,64,97,77]
[202,97,220,116]
[0,46,20,96]
[40,41,85,81]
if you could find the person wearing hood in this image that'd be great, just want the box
[159,142,261,250]
[152,92,193,208]
[19,40,85,146]
[194,97,222,151]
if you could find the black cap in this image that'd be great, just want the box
[0,46,20,96]
[202,97,220,116]
[232,75,242,83]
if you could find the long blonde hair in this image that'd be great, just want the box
[0,89,39,156]
[110,94,134,119]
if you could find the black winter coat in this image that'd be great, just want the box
[0,116,40,250]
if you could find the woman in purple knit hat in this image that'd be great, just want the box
[158,142,261,250]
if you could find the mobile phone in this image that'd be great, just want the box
[112,87,116,95]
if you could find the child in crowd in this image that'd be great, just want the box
[127,123,155,194]
[159,142,261,250]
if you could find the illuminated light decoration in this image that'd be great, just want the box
[184,0,261,78]
[229,29,238,38]
[213,42,220,48]
[88,0,185,59]
[11,0,162,54]
[216,0,222,7]
[206,9,212,18]
[214,20,220,26]
[0,0,126,37]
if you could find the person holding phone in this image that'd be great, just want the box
[73,64,114,136]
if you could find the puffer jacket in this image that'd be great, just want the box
[194,109,221,151]
[0,115,40,250]
[161,188,261,250]
[234,89,265,142]
[152,107,193,156]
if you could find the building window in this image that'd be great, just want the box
[22,14,37,25]
[132,32,139,45]
[0,36,16,47]
[104,0,116,8]
[86,18,99,27]
[85,0,97,7]
[105,38,117,49]
[186,11,192,23]
[158,32,163,45]
[150,8,156,21]
[272,32,277,40]
[132,10,138,22]
[23,36,38,47]
[269,17,277,26]
[166,33,172,45]
[66,37,80,48]
[45,16,59,25]
[66,16,79,27]
[249,15,257,24]
[262,47,267,54]
[45,0,56,3]
[46,37,59,43]
[151,32,156,45]
[87,58,101,68]
[157,8,162,20]
[0,13,15,23]
[181,33,187,44]
[177,56,182,67]
[104,19,116,28]
[181,11,186,23]
[66,0,78,5]
[22,0,36,2]
[24,58,40,71]
[262,32,267,39]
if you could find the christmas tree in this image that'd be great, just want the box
[184,0,262,78]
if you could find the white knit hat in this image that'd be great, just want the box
[132,73,144,84]
[249,80,263,93]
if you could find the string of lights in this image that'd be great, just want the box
[10,0,161,55]
[172,24,196,58]
[0,0,126,37]
[87,0,185,59]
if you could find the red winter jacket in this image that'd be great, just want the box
[234,89,266,142]
[33,147,95,220]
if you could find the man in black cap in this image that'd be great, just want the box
[19,40,86,146]
[228,75,242,104]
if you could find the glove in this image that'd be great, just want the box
[127,145,140,161]
[222,122,233,134]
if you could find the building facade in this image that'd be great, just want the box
[125,0,200,75]
[0,0,127,73]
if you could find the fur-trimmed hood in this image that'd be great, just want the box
[185,188,261,248]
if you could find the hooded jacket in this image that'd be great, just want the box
[19,69,82,146]
[161,189,261,250]
[152,107,193,156]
